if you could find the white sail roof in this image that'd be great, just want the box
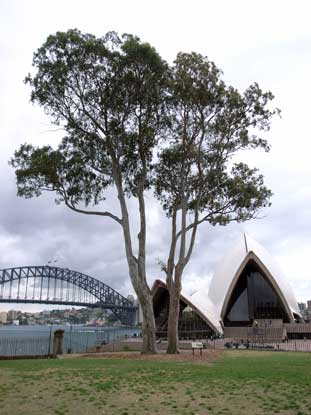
[188,286,222,333]
[151,279,222,334]
[208,234,300,322]
[151,234,300,334]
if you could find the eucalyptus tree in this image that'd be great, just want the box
[155,52,278,354]
[10,29,168,354]
[11,30,278,356]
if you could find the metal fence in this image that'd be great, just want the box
[205,338,311,352]
[2,329,310,358]
[0,326,140,358]
[0,335,52,357]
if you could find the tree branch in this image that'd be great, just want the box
[64,200,123,225]
[165,206,178,286]
[137,183,147,283]
[184,208,199,266]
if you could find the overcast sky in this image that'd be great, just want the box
[1,0,311,312]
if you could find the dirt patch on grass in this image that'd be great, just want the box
[63,348,223,362]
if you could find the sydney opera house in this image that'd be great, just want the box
[152,234,311,342]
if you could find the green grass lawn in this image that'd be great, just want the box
[0,351,310,415]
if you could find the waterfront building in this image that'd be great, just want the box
[0,311,7,324]
[299,303,307,312]
[127,295,135,303]
[7,310,18,322]
[152,234,311,341]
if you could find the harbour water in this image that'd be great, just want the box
[0,325,141,356]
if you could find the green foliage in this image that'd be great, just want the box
[14,29,168,206]
[11,29,276,225]
[11,142,109,206]
[154,52,278,224]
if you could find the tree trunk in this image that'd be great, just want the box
[139,290,157,354]
[128,261,157,354]
[167,280,181,354]
[133,277,157,354]
[116,186,157,354]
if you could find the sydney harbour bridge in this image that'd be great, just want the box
[0,266,138,325]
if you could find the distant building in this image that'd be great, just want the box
[307,301,311,311]
[7,310,18,322]
[0,311,7,324]
[127,295,135,303]
[298,302,307,313]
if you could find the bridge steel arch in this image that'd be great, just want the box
[0,266,138,325]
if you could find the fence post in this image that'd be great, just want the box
[68,324,72,354]
[53,329,64,356]
[48,325,52,357]
[85,331,89,353]
[14,338,18,357]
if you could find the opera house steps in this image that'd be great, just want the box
[223,324,286,343]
